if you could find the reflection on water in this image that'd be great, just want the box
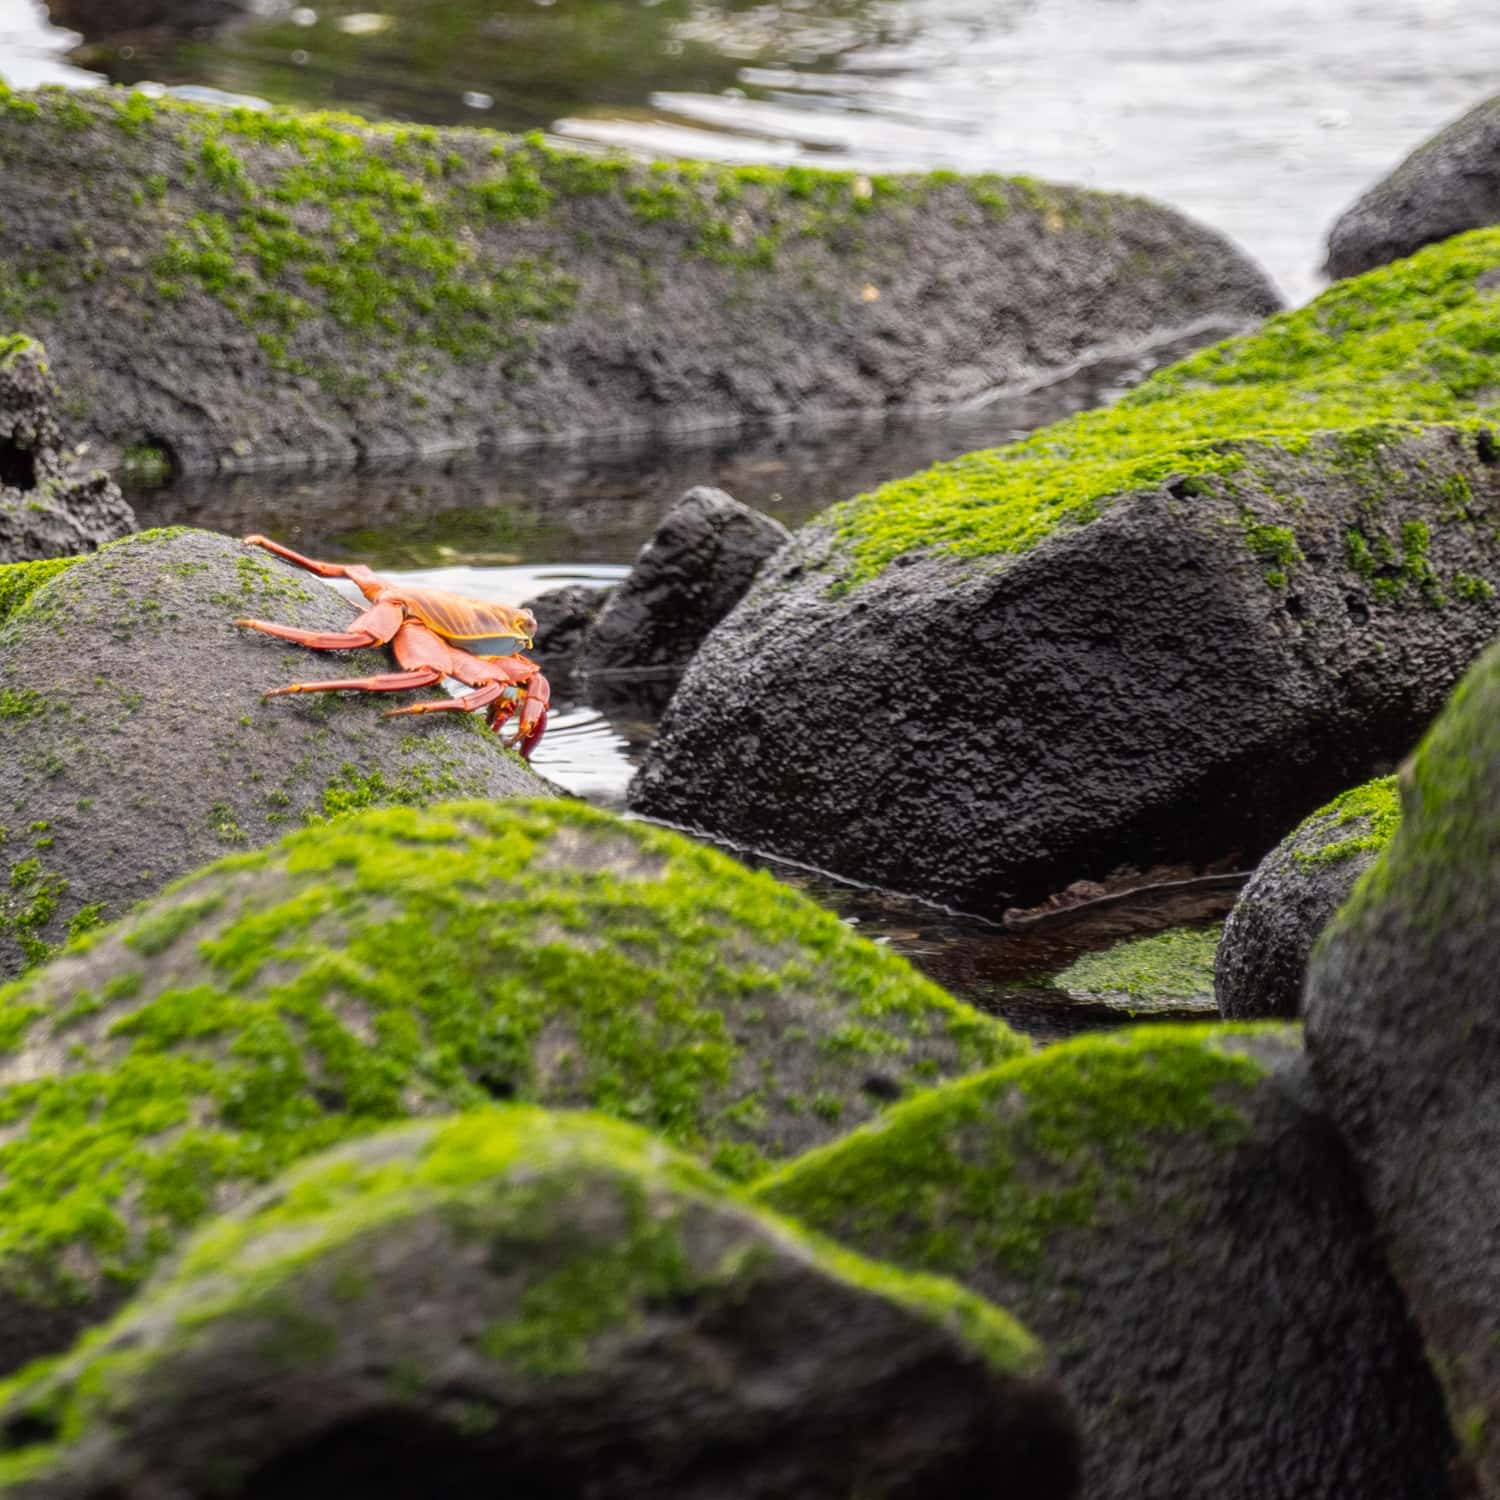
[15,0,1500,300]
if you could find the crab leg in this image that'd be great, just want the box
[242,534,379,584]
[236,598,405,652]
[263,666,445,699]
[383,680,510,718]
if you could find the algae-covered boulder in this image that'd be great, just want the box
[757,1025,1458,1500]
[0,527,544,977]
[1216,778,1399,1019]
[1327,96,1500,281]
[0,337,133,561]
[579,487,789,674]
[0,797,1020,1369]
[0,1108,1079,1500]
[634,231,1500,912]
[0,86,1277,472]
[1035,924,1220,1020]
[1307,641,1500,1492]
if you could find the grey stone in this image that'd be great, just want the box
[521,580,610,659]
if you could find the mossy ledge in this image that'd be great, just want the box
[0,1108,1063,1497]
[0,83,1275,470]
[1290,777,1400,868]
[0,797,1019,1362]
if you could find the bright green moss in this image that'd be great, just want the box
[832,229,1500,584]
[0,799,1021,1308]
[756,1024,1275,1278]
[0,1107,1040,1473]
[1050,925,1222,1000]
[0,557,80,629]
[1292,777,1402,869]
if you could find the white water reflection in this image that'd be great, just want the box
[0,0,96,87]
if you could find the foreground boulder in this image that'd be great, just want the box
[1216,777,1398,1018]
[579,487,789,674]
[0,527,544,976]
[634,231,1500,912]
[758,1025,1457,1500]
[0,797,1020,1368]
[0,337,133,561]
[1307,641,1500,1493]
[0,86,1277,472]
[0,1108,1079,1499]
[1327,96,1500,280]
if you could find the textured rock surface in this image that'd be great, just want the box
[580,487,789,674]
[523,580,610,659]
[1307,641,1500,1494]
[0,527,544,976]
[0,337,133,560]
[44,0,251,34]
[633,233,1500,912]
[1327,95,1500,280]
[0,797,1021,1370]
[0,1109,1080,1500]
[0,88,1278,472]
[759,1025,1458,1500]
[1217,777,1399,1019]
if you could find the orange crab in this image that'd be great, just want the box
[235,535,550,757]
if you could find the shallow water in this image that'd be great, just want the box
[10,0,1500,301]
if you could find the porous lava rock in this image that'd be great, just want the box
[0,527,544,976]
[633,233,1500,912]
[1326,95,1500,280]
[523,580,610,659]
[1216,777,1399,1019]
[758,1024,1458,1500]
[0,336,133,560]
[0,1108,1080,1500]
[0,87,1279,472]
[580,487,789,674]
[1307,640,1500,1494]
[0,797,1020,1369]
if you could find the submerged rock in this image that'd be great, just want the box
[0,1108,1080,1500]
[0,337,133,560]
[0,796,1020,1368]
[1216,777,1399,1019]
[633,232,1500,912]
[1327,95,1500,280]
[1307,641,1500,1493]
[0,87,1277,472]
[579,487,789,674]
[758,1025,1457,1500]
[0,527,544,976]
[1039,924,1221,1020]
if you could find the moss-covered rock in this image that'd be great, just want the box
[634,232,1500,911]
[1326,95,1500,280]
[1307,641,1500,1492]
[1216,777,1399,1018]
[0,85,1277,471]
[0,337,133,562]
[0,526,546,976]
[0,1107,1079,1499]
[1034,924,1221,1019]
[0,795,1020,1370]
[756,1024,1458,1500]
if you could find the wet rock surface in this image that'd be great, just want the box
[1327,95,1500,280]
[0,527,544,977]
[759,1024,1459,1500]
[1307,642,1500,1494]
[1216,777,1398,1019]
[0,337,134,560]
[579,486,789,674]
[0,89,1279,473]
[523,580,611,660]
[0,1109,1080,1500]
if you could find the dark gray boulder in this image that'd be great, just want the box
[0,1108,1080,1500]
[1216,777,1399,1019]
[0,88,1279,473]
[0,336,133,560]
[580,487,789,674]
[1307,640,1500,1494]
[1327,96,1500,280]
[523,581,611,659]
[43,0,251,35]
[0,527,545,976]
[758,1024,1458,1500]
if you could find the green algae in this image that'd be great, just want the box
[1291,777,1401,869]
[0,1107,1040,1478]
[831,229,1500,585]
[755,1023,1275,1279]
[0,558,79,630]
[0,798,1021,1309]
[1050,925,1222,1000]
